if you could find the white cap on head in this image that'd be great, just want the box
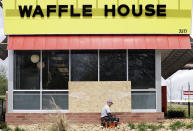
[107,100,113,104]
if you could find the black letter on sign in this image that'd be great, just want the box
[83,5,92,17]
[157,5,166,16]
[118,4,130,16]
[145,4,155,16]
[32,5,44,17]
[70,5,80,17]
[104,5,115,16]
[59,5,68,17]
[19,5,32,17]
[47,5,56,17]
[132,4,142,16]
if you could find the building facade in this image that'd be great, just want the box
[3,0,192,125]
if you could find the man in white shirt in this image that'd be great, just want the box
[101,100,113,124]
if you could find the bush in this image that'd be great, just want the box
[2,127,12,131]
[147,124,164,131]
[128,123,135,129]
[49,98,70,131]
[170,121,185,131]
[0,122,7,129]
[14,127,25,131]
[167,110,185,118]
[137,123,147,131]
[186,123,193,129]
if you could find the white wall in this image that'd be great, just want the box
[163,70,193,102]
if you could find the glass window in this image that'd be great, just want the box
[13,91,40,110]
[14,51,40,90]
[128,50,155,89]
[71,50,98,81]
[132,91,156,109]
[42,91,68,110]
[42,51,69,90]
[100,50,126,81]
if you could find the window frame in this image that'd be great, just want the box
[10,50,159,113]
[13,50,69,111]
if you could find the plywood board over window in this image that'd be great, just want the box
[69,81,131,113]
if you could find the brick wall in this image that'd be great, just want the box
[6,112,164,125]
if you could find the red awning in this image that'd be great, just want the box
[7,35,191,50]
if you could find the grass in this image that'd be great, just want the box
[0,95,5,100]
[147,124,157,131]
[167,103,193,118]
[128,123,135,129]
[137,123,147,131]
[169,121,185,131]
[133,123,164,131]
[186,123,193,129]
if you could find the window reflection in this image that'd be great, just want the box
[42,51,69,90]
[128,50,155,89]
[15,51,40,90]
[132,91,156,109]
[71,50,98,81]
[13,91,40,110]
[100,50,126,81]
[42,91,68,110]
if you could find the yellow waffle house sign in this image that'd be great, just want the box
[3,0,192,34]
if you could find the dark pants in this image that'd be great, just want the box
[101,116,110,125]
[101,116,120,127]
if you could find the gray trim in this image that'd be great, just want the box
[131,89,156,92]
[126,50,128,81]
[69,50,71,81]
[132,109,157,113]
[98,50,100,81]
[156,50,162,112]
[40,51,42,110]
[11,110,69,113]
[8,50,14,113]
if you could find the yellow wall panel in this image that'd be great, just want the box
[78,0,97,8]
[159,0,178,9]
[3,0,15,9]
[139,0,158,5]
[58,0,77,8]
[16,0,36,7]
[3,0,192,34]
[98,0,117,8]
[38,0,57,9]
[180,0,192,10]
[119,0,138,5]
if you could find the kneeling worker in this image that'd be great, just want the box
[101,100,113,124]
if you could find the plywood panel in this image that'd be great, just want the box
[69,81,131,113]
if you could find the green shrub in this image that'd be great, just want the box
[137,123,147,131]
[2,127,12,131]
[128,123,135,129]
[170,121,185,131]
[0,72,8,96]
[147,124,157,131]
[146,124,164,131]
[0,122,7,129]
[167,110,185,118]
[157,124,164,129]
[14,127,25,131]
[186,123,193,129]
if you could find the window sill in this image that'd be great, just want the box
[10,110,69,113]
[132,109,157,112]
